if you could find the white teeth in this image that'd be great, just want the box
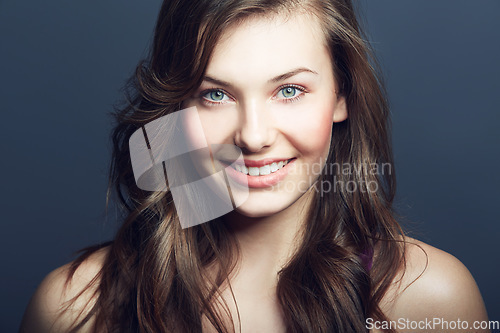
[232,159,291,176]
[259,165,271,175]
[248,167,259,176]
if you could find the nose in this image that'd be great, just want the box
[234,99,276,153]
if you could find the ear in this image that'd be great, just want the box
[333,95,348,123]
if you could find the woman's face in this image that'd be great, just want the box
[183,12,347,218]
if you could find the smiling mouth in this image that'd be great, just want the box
[226,158,295,176]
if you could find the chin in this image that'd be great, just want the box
[231,193,298,218]
[233,206,277,218]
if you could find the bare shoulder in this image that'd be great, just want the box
[378,237,489,332]
[19,246,110,333]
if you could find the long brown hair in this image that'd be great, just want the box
[66,0,405,332]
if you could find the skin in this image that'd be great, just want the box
[20,12,490,333]
[183,11,343,220]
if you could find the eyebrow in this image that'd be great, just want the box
[268,67,318,83]
[203,67,318,87]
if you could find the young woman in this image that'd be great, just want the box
[20,0,489,332]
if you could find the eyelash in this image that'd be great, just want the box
[199,84,307,106]
[275,84,306,104]
[200,89,232,106]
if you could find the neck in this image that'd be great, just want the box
[223,188,316,280]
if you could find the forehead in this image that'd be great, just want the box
[206,12,332,83]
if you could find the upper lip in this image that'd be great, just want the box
[220,157,293,168]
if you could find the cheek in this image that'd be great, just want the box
[182,107,209,149]
[197,110,239,145]
[283,102,334,159]
[181,101,237,147]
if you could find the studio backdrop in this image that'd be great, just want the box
[1,1,498,332]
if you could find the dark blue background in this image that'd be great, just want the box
[1,1,498,331]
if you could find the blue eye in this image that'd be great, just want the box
[276,85,305,103]
[210,91,224,101]
[202,90,230,104]
[280,87,297,98]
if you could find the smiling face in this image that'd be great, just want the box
[183,11,347,218]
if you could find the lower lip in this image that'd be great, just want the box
[222,159,296,188]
